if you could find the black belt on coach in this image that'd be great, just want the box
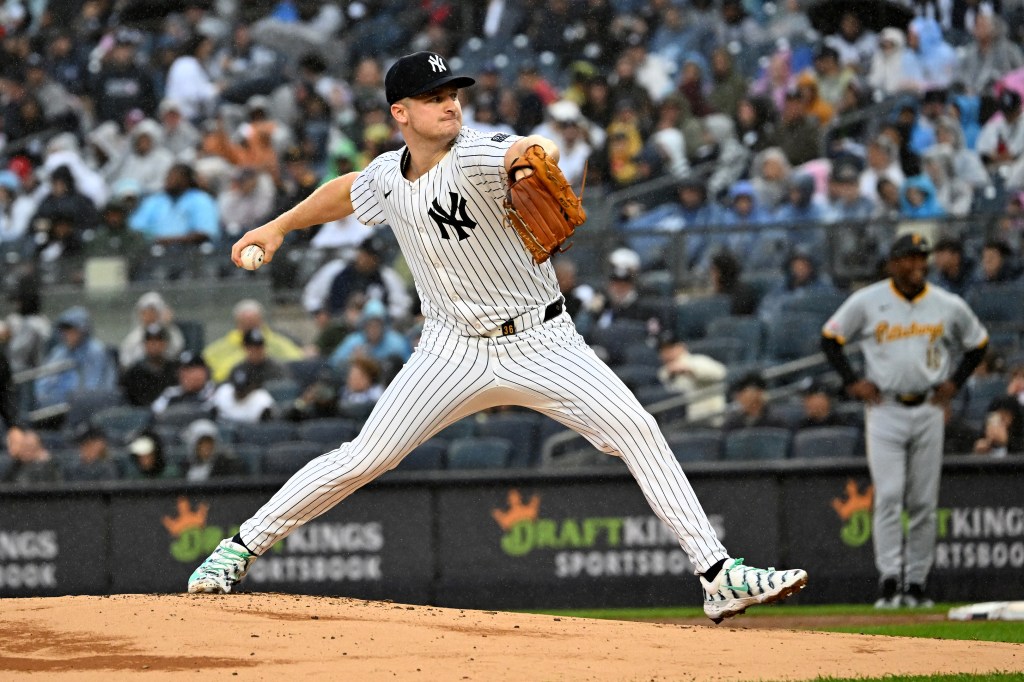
[895,393,928,407]
[499,298,564,336]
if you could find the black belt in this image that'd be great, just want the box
[895,393,928,407]
[498,299,564,336]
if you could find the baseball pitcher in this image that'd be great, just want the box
[187,51,807,622]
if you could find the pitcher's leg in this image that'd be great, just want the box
[496,323,728,573]
[865,404,909,583]
[240,345,492,554]
[903,405,944,587]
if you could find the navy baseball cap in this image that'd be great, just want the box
[385,52,475,105]
[242,327,266,346]
[890,233,931,259]
[178,350,207,369]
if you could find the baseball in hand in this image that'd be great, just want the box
[240,244,265,271]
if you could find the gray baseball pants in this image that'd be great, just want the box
[864,401,944,587]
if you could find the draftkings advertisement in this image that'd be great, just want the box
[1,462,1021,605]
[106,487,433,602]
[433,478,779,609]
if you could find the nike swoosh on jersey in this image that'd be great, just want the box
[384,189,393,198]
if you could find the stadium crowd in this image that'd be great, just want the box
[2,0,1024,483]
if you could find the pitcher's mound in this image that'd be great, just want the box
[1,594,1020,681]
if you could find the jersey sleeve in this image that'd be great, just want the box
[350,156,390,226]
[822,294,865,345]
[458,128,522,203]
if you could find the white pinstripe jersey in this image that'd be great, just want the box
[823,280,989,394]
[350,127,561,336]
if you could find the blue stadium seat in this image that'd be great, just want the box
[175,319,206,355]
[637,270,673,297]
[765,312,827,362]
[436,418,476,441]
[233,420,298,446]
[35,429,71,452]
[264,377,301,405]
[623,343,662,367]
[590,319,650,366]
[723,427,792,461]
[675,294,732,341]
[964,375,1010,422]
[792,426,862,459]
[163,444,191,474]
[706,316,765,362]
[740,271,785,307]
[297,418,360,446]
[231,443,265,475]
[686,337,746,366]
[770,401,807,430]
[399,439,448,471]
[966,283,1024,328]
[477,412,543,468]
[666,429,723,463]
[91,405,153,444]
[634,385,688,424]
[613,363,662,391]
[338,400,376,421]
[286,358,331,390]
[446,437,512,469]
[260,441,323,476]
[65,389,124,429]
[778,291,848,325]
[155,402,211,427]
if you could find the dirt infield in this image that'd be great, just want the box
[1,594,1021,681]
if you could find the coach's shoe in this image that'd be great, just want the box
[874,577,901,609]
[902,584,934,608]
[188,538,257,594]
[701,558,808,624]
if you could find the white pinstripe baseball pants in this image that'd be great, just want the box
[239,312,729,573]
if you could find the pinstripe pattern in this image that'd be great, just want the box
[239,313,728,571]
[236,125,729,573]
[350,128,560,336]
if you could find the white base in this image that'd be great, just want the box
[947,601,1024,621]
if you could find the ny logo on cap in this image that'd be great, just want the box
[427,54,447,73]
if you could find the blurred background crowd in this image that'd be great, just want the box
[2,0,1024,485]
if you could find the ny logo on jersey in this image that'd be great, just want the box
[428,192,477,240]
[427,54,446,73]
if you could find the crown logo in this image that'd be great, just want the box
[492,489,540,531]
[162,497,210,537]
[831,479,874,520]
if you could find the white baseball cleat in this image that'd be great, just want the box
[188,538,257,594]
[701,558,808,623]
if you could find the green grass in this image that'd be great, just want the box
[531,603,1024,644]
[526,604,1024,682]
[824,620,1024,643]
[798,671,1024,675]
[530,602,950,620]
[526,602,1024,678]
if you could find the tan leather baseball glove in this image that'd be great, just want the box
[504,145,586,264]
